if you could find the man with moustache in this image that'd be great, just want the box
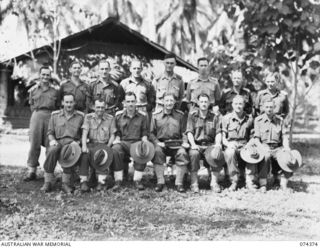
[24,66,59,181]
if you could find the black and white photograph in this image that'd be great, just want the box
[0,0,320,244]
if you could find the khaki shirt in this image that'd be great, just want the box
[90,78,123,110]
[82,112,116,143]
[219,87,253,115]
[29,85,59,112]
[120,77,155,112]
[152,73,184,108]
[255,89,289,118]
[186,110,221,144]
[114,110,148,141]
[186,77,221,106]
[222,111,253,142]
[59,80,91,112]
[48,109,84,141]
[254,113,286,145]
[150,109,186,144]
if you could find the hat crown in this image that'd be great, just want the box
[94,149,106,165]
[249,147,259,159]
[137,141,149,157]
[62,145,73,160]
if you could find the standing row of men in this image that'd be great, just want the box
[25,54,295,194]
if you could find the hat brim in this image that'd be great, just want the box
[164,140,183,150]
[204,145,225,169]
[291,150,302,168]
[240,149,265,164]
[58,142,81,168]
[130,141,155,164]
[90,144,113,171]
[276,149,298,173]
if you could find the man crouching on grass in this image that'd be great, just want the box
[79,99,116,192]
[41,93,84,194]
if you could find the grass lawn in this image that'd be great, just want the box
[1,135,320,240]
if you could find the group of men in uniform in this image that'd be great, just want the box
[24,54,301,195]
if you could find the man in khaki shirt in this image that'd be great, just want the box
[152,54,184,111]
[59,61,91,113]
[80,99,116,192]
[186,57,221,113]
[90,60,124,115]
[25,66,59,182]
[254,98,290,191]
[41,93,84,194]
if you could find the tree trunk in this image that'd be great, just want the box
[289,59,299,146]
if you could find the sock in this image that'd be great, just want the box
[44,173,54,183]
[62,173,71,184]
[154,164,165,184]
[175,166,187,186]
[29,167,37,173]
[133,170,143,182]
[114,171,123,182]
[211,172,220,186]
[190,171,198,186]
[259,178,267,186]
[98,175,107,184]
[79,176,88,183]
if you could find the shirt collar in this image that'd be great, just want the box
[230,111,248,123]
[162,109,174,117]
[161,73,178,80]
[123,109,139,118]
[129,76,144,85]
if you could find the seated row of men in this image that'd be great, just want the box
[36,90,301,194]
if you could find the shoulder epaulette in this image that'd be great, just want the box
[76,110,85,116]
[60,79,69,85]
[28,83,39,93]
[189,110,199,116]
[255,115,264,121]
[104,113,114,119]
[274,115,283,121]
[86,113,95,118]
[222,88,231,93]
[152,109,163,115]
[174,109,184,115]
[209,76,218,82]
[51,110,61,115]
[115,110,124,116]
[280,90,288,96]
[138,110,147,116]
[243,87,251,93]
[175,73,182,80]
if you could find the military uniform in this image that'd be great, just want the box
[186,77,221,112]
[222,111,254,186]
[79,112,116,177]
[90,78,124,115]
[112,110,149,173]
[254,113,291,181]
[59,79,91,113]
[152,73,184,110]
[219,87,253,115]
[150,109,189,187]
[120,77,155,113]
[255,89,289,118]
[27,85,59,169]
[186,109,221,172]
[44,109,84,174]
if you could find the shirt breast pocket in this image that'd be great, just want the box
[55,119,65,138]
[206,121,216,136]
[271,126,281,142]
[103,88,116,104]
[260,127,270,141]
[99,126,110,142]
